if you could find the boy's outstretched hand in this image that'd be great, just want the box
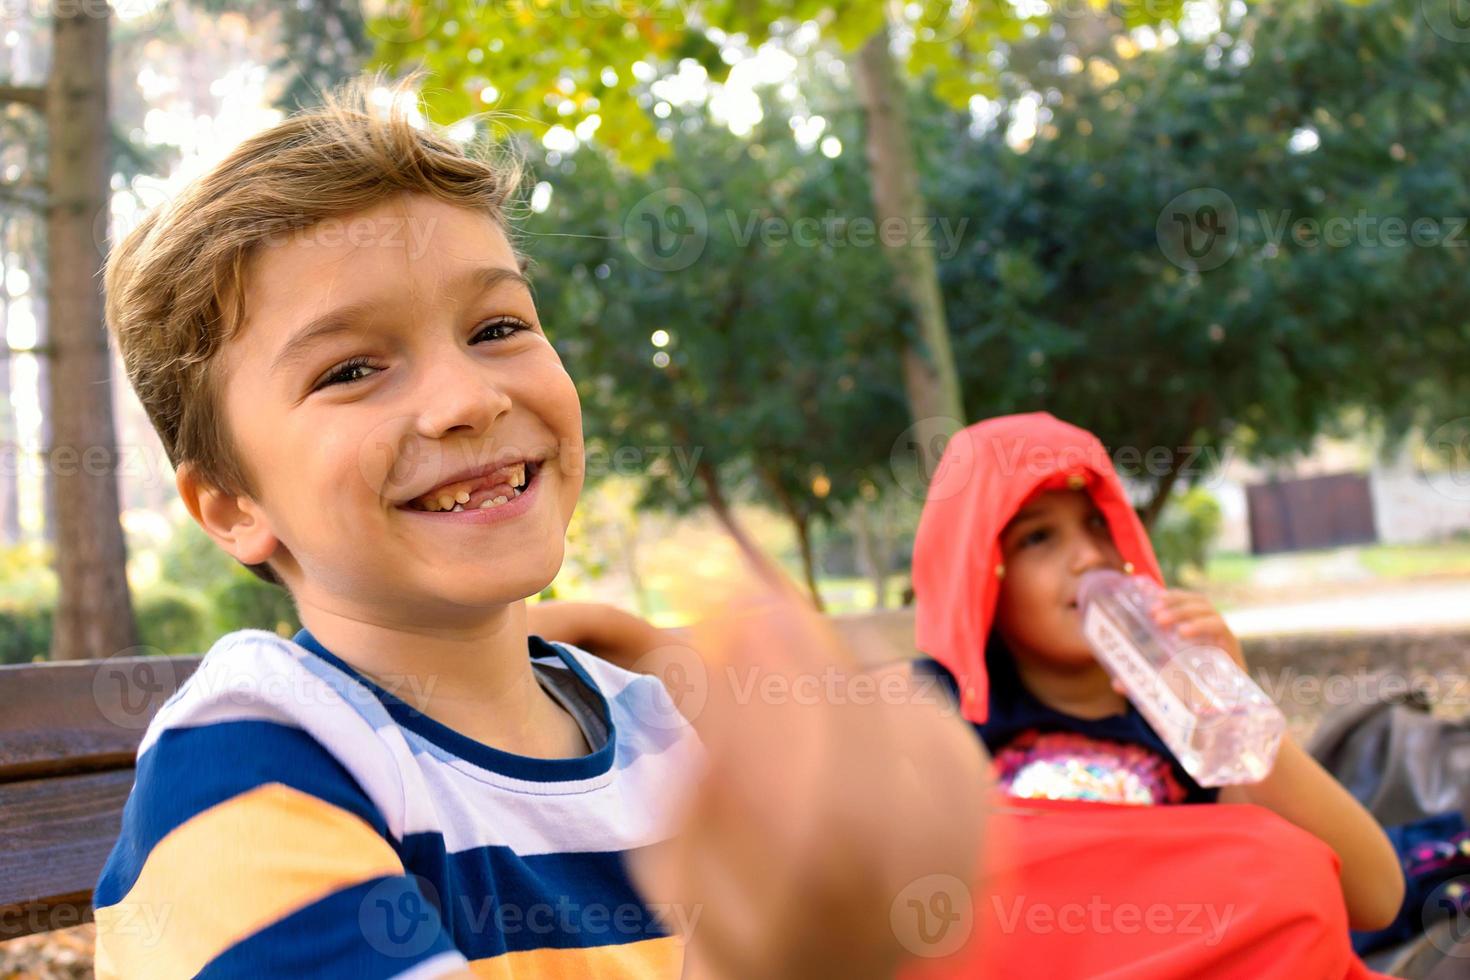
[627,575,991,980]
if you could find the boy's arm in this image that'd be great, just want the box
[628,584,990,979]
[1217,737,1405,929]
[526,600,682,672]
[1156,591,1405,930]
[94,719,466,978]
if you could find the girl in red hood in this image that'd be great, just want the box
[908,412,1403,977]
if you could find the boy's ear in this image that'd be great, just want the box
[175,462,280,567]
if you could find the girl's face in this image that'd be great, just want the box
[994,488,1127,667]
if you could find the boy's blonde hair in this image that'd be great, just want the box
[105,70,524,586]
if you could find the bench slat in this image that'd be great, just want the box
[0,656,201,782]
[0,768,135,939]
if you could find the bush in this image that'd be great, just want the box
[211,571,300,637]
[136,586,212,655]
[0,600,52,665]
[1150,486,1224,586]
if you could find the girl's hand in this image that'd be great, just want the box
[1150,590,1245,670]
[1106,589,1245,698]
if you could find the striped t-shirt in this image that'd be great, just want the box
[93,627,703,978]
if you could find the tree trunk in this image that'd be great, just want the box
[759,468,825,612]
[789,509,823,614]
[0,216,21,545]
[46,3,140,660]
[1138,396,1213,529]
[1138,454,1186,530]
[853,18,966,475]
[850,499,889,610]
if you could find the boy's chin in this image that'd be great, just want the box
[420,556,563,610]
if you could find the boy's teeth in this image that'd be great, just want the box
[412,462,531,511]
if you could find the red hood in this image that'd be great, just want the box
[913,412,1164,724]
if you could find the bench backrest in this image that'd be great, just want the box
[0,655,201,940]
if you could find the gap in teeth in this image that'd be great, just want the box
[414,462,529,511]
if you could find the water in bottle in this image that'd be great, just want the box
[1076,569,1285,786]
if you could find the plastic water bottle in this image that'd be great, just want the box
[1076,569,1285,786]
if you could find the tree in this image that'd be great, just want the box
[931,0,1470,521]
[524,93,909,607]
[370,1,1188,471]
[0,4,141,659]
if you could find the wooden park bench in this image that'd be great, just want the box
[0,654,201,941]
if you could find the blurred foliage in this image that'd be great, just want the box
[370,0,1182,169]
[0,542,56,606]
[0,599,52,665]
[1149,486,1224,585]
[0,526,299,663]
[939,0,1470,476]
[515,0,1470,593]
[523,89,912,595]
[158,521,301,639]
[135,585,212,655]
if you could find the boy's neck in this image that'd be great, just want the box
[1012,655,1128,721]
[296,598,590,761]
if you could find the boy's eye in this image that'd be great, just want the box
[1019,527,1050,548]
[311,315,532,391]
[314,355,376,390]
[472,315,531,344]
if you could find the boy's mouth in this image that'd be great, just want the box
[399,459,539,513]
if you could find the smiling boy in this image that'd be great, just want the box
[90,77,705,978]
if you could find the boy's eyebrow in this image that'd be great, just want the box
[1008,505,1045,526]
[270,266,532,374]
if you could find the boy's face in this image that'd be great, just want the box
[994,488,1126,667]
[198,192,583,625]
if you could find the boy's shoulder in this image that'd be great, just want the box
[131,627,419,835]
[142,628,390,755]
[547,639,700,749]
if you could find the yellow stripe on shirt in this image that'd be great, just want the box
[467,935,685,979]
[94,782,404,980]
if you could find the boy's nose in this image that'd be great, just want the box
[412,351,512,439]
[1070,534,1110,574]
